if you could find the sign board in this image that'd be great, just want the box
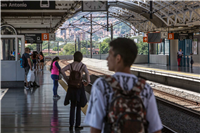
[25,33,42,43]
[143,37,148,42]
[168,33,174,40]
[178,33,193,40]
[1,1,55,10]
[42,33,49,41]
[192,38,198,55]
[148,32,162,43]
[161,32,168,39]
[49,33,55,41]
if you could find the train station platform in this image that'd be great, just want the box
[1,70,90,133]
[80,58,200,92]
[81,58,200,78]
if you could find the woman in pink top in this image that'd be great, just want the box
[50,56,61,99]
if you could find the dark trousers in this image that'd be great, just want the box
[70,101,81,127]
[51,75,59,96]
[178,58,181,66]
[32,59,36,69]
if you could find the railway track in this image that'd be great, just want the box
[47,59,200,133]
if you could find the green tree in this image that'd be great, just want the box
[99,38,111,54]
[56,37,64,42]
[81,47,89,55]
[131,36,148,55]
[26,44,37,50]
[63,43,75,55]
[53,47,61,51]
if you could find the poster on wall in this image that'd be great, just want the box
[192,38,198,55]
[0,0,55,9]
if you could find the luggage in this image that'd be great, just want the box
[27,70,35,82]
[104,76,148,133]
[68,64,84,89]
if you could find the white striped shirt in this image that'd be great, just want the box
[61,61,91,83]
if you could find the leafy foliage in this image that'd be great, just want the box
[63,43,75,55]
[53,47,61,51]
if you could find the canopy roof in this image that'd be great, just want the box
[1,1,200,33]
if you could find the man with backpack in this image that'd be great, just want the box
[85,38,162,133]
[22,47,33,89]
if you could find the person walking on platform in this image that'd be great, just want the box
[61,51,90,131]
[50,56,61,100]
[31,51,38,70]
[84,38,162,133]
[23,47,32,89]
[39,52,44,71]
[177,49,183,66]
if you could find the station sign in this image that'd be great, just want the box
[42,33,49,41]
[49,33,55,41]
[143,37,148,42]
[1,1,55,10]
[168,33,174,40]
[25,34,42,43]
[178,33,193,40]
[161,32,168,39]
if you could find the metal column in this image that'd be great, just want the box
[75,39,77,52]
[100,42,101,60]
[48,41,50,56]
[111,24,113,40]
[15,37,18,61]
[148,43,149,64]
[90,14,93,58]
[169,40,170,66]
[57,41,59,56]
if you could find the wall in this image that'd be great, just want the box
[1,61,25,81]
[170,39,179,66]
[1,61,25,87]
[150,55,169,65]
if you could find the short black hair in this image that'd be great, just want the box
[109,38,138,67]
[25,47,30,52]
[74,51,83,62]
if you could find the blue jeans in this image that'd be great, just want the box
[51,75,59,96]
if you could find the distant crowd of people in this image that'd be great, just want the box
[48,38,163,133]
[22,47,44,89]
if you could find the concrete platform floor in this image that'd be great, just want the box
[1,70,90,133]
[133,63,200,74]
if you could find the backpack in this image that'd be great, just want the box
[20,53,28,68]
[103,75,148,133]
[68,64,84,89]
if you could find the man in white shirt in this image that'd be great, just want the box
[85,38,163,133]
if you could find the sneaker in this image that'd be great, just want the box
[33,82,40,87]
[53,96,60,100]
[75,126,83,130]
[25,86,30,89]
[69,126,73,131]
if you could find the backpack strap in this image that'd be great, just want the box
[104,75,122,91]
[133,78,146,95]
[79,64,84,72]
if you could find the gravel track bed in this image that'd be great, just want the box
[157,100,200,133]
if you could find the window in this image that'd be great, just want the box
[1,38,16,60]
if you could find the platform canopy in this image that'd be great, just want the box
[1,0,200,34]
